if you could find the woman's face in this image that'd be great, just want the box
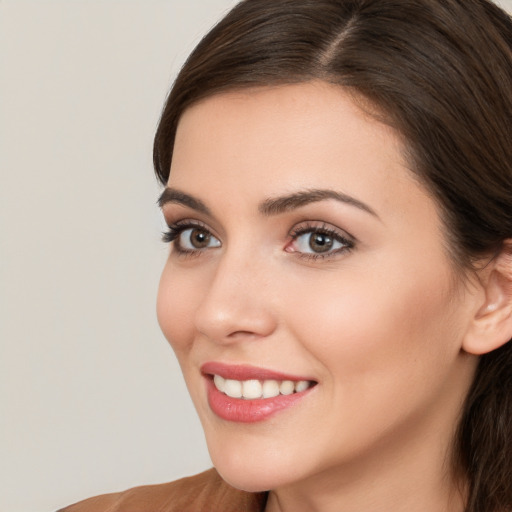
[157,82,478,493]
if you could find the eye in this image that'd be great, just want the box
[163,222,221,254]
[178,227,220,250]
[286,223,354,259]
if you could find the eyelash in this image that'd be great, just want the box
[287,222,354,261]
[162,221,355,260]
[162,222,195,244]
[162,220,214,257]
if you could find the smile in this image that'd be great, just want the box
[201,362,317,422]
[213,375,313,399]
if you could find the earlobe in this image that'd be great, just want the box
[463,240,512,356]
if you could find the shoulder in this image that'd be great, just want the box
[57,468,267,512]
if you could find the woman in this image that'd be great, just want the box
[60,0,512,511]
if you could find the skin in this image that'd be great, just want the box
[157,81,483,512]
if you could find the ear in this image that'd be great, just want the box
[463,240,512,356]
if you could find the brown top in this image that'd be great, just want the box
[57,468,268,512]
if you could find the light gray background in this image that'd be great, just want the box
[0,1,238,511]
[1,1,511,511]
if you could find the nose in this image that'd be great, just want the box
[194,247,278,344]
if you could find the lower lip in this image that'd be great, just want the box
[205,377,314,423]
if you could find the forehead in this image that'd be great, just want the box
[173,82,403,166]
[170,82,419,217]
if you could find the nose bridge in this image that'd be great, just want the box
[194,241,276,343]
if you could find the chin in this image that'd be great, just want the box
[207,438,302,492]
[213,459,289,493]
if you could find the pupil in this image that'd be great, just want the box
[191,229,210,248]
[310,233,333,253]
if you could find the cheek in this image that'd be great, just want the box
[285,262,462,391]
[157,263,199,357]
[280,266,468,455]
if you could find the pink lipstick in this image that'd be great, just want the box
[201,362,316,423]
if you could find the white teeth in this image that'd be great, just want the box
[295,380,309,392]
[213,374,225,393]
[262,379,280,398]
[242,379,262,399]
[224,379,242,398]
[279,380,295,395]
[213,375,313,399]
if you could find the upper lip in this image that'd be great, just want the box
[201,361,315,382]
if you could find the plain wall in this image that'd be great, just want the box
[1,1,511,511]
[0,1,238,511]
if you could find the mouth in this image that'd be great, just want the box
[201,362,317,422]
[212,374,314,399]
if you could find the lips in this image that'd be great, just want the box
[201,362,317,423]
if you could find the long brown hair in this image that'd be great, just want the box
[153,1,512,509]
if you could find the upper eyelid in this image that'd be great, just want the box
[161,202,217,224]
[166,218,220,236]
[168,218,208,228]
[163,210,224,236]
[289,221,357,242]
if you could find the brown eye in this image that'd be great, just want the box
[190,228,211,248]
[309,233,334,253]
[288,226,353,258]
[177,226,221,251]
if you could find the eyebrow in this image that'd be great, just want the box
[158,187,378,219]
[158,188,211,216]
[259,189,379,218]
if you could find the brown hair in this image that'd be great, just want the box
[153,1,512,509]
